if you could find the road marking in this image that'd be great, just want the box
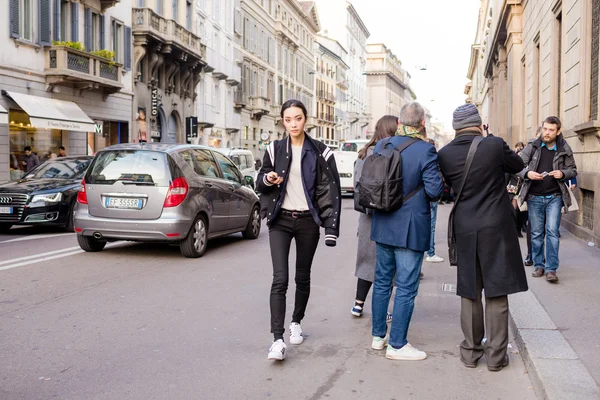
[0,243,124,272]
[0,233,75,244]
[0,246,81,266]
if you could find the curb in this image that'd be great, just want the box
[509,290,600,400]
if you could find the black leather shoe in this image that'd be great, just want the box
[524,257,533,267]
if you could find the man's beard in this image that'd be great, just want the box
[542,135,557,144]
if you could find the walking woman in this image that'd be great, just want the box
[256,99,342,361]
[351,115,397,318]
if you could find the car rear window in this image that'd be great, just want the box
[87,150,171,186]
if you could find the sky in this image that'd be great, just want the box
[349,0,481,131]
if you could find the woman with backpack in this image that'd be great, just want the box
[256,99,342,361]
[351,115,398,319]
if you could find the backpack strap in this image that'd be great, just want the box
[389,137,422,204]
[451,135,483,210]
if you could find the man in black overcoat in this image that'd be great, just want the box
[438,104,529,372]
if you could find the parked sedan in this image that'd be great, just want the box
[73,143,261,258]
[0,156,93,233]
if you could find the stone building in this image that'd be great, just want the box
[1,0,134,182]
[468,0,600,243]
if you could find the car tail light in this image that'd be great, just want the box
[164,177,188,207]
[77,179,88,204]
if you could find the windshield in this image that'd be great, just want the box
[87,150,171,186]
[24,158,90,180]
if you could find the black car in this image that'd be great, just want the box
[0,156,93,233]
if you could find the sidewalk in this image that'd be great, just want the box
[433,203,600,400]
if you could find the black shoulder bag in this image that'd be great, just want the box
[448,136,483,266]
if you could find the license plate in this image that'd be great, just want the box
[104,197,143,209]
[0,206,12,214]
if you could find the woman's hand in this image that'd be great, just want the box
[267,171,283,185]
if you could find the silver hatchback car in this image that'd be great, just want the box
[73,143,261,258]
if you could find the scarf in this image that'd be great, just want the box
[397,124,427,141]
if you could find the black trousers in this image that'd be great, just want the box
[269,213,320,336]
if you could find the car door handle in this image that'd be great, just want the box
[205,182,213,188]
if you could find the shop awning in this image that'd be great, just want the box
[0,104,7,125]
[2,91,95,132]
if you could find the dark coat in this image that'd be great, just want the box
[256,134,342,240]
[370,136,443,252]
[438,132,528,300]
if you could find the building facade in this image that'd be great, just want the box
[132,0,206,145]
[232,0,319,159]
[1,0,134,182]
[365,43,411,137]
[316,0,370,141]
[469,0,600,243]
[195,0,241,149]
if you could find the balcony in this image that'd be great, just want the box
[359,114,371,127]
[318,112,335,123]
[274,20,299,48]
[305,116,318,129]
[226,64,241,86]
[317,90,336,102]
[348,111,359,123]
[133,8,205,62]
[44,46,123,94]
[100,0,120,12]
[250,97,270,119]
[206,49,231,81]
[234,90,248,108]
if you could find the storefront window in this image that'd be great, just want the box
[8,110,64,181]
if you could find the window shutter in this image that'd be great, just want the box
[9,0,20,39]
[53,0,61,41]
[38,0,52,45]
[99,15,105,49]
[124,25,132,70]
[71,2,79,42]
[84,8,92,51]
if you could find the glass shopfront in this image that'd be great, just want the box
[8,110,66,181]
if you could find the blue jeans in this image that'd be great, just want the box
[427,202,438,257]
[528,195,563,272]
[372,243,424,349]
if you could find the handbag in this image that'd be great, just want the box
[565,183,579,213]
[448,135,483,266]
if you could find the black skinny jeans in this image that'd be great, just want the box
[269,213,320,337]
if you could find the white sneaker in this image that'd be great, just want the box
[289,323,304,345]
[267,339,286,361]
[385,343,427,361]
[371,335,388,350]
[425,254,444,263]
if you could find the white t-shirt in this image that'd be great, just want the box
[281,145,309,211]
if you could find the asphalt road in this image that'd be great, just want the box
[0,200,536,400]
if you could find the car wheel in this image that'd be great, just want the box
[0,223,12,234]
[180,215,208,258]
[77,234,107,252]
[64,202,76,232]
[242,205,261,240]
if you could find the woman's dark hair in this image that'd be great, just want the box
[358,115,398,160]
[515,142,524,148]
[281,99,308,119]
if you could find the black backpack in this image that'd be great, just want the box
[356,138,421,212]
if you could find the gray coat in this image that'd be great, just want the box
[354,146,377,282]
[518,135,577,213]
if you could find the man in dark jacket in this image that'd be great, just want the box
[518,116,577,283]
[370,102,443,361]
[438,104,528,372]
[22,146,40,173]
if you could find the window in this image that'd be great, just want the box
[213,152,242,183]
[60,0,70,41]
[91,12,101,51]
[186,0,192,29]
[136,0,144,6]
[20,0,33,41]
[172,0,178,21]
[192,150,220,177]
[157,0,163,15]
[112,19,124,63]
[243,126,249,140]
[215,83,221,112]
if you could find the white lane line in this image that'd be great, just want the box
[0,250,85,271]
[0,246,80,266]
[0,233,75,244]
[0,243,125,272]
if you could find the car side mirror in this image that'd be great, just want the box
[244,175,255,188]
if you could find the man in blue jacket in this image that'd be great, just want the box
[370,102,443,361]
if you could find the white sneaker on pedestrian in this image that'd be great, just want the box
[385,343,427,361]
[425,255,444,263]
[289,323,304,345]
[267,339,286,361]
[371,335,388,350]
